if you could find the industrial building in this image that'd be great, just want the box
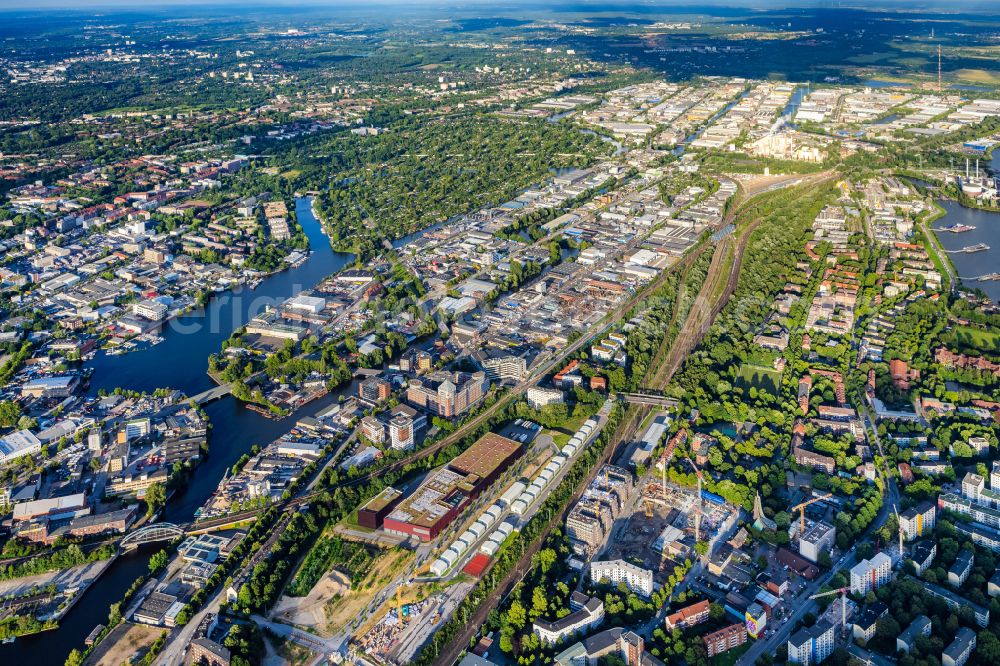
[357,487,404,529]
[383,433,522,541]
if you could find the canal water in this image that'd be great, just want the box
[4,198,364,665]
[932,199,1000,303]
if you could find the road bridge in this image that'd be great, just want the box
[188,383,232,405]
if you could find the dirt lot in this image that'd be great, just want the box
[271,548,414,637]
[84,623,163,666]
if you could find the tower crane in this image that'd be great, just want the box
[792,492,833,534]
[809,587,850,631]
[686,457,704,542]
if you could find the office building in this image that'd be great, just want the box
[0,429,42,464]
[359,376,391,404]
[388,413,415,450]
[187,637,231,666]
[383,433,522,540]
[480,353,527,383]
[799,521,836,563]
[406,371,488,418]
[527,386,564,409]
[133,299,169,321]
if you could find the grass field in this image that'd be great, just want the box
[949,325,1000,354]
[737,363,782,394]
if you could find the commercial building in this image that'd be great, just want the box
[799,521,836,563]
[900,501,936,541]
[664,600,710,631]
[357,487,404,529]
[788,620,835,666]
[13,493,89,523]
[383,433,522,540]
[746,602,768,640]
[533,592,604,646]
[20,375,80,398]
[0,429,42,464]
[849,552,892,595]
[359,376,392,404]
[897,615,931,654]
[406,371,488,418]
[133,299,169,321]
[942,627,976,666]
[704,623,748,658]
[590,559,654,597]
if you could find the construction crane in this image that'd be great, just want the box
[810,587,849,630]
[396,585,406,625]
[686,457,704,542]
[792,492,833,534]
[893,504,904,555]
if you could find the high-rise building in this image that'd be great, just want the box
[788,620,835,665]
[388,413,414,451]
[900,501,936,541]
[849,552,892,595]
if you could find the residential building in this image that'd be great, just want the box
[949,549,974,587]
[590,559,654,597]
[788,620,835,666]
[664,600,710,631]
[526,386,564,409]
[911,539,937,575]
[921,579,990,627]
[897,615,932,654]
[361,415,386,444]
[849,552,892,595]
[533,592,605,646]
[553,627,665,666]
[942,627,976,666]
[704,624,748,658]
[900,501,936,541]
[852,601,887,642]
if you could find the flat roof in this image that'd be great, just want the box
[450,433,522,479]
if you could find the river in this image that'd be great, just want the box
[4,197,363,665]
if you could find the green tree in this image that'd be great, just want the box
[145,482,166,518]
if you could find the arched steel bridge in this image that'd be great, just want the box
[120,522,185,548]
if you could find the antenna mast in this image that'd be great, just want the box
[938,45,942,92]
